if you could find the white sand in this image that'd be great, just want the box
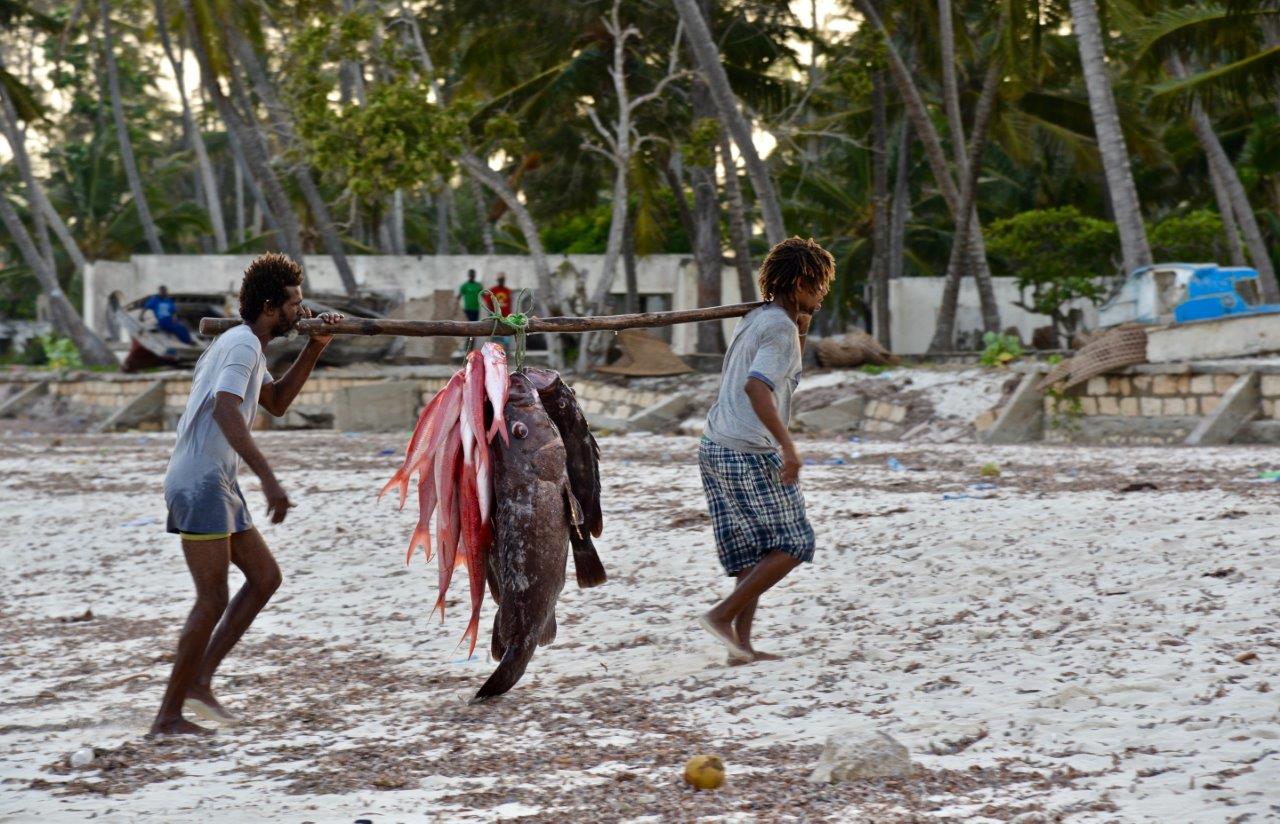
[1,431,1277,821]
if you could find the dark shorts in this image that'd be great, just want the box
[698,438,816,576]
[165,477,253,536]
[464,309,480,322]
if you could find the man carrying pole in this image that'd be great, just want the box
[151,253,342,736]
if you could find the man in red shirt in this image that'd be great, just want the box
[483,273,512,316]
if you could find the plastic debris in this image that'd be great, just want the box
[942,493,970,501]
[376,447,396,456]
[69,747,95,768]
[886,457,905,472]
[970,482,998,491]
[824,457,846,466]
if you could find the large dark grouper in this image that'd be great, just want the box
[524,367,607,588]
[472,373,581,703]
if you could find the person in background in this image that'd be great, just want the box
[142,285,195,345]
[483,273,513,316]
[458,269,484,322]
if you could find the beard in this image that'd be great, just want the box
[271,315,296,340]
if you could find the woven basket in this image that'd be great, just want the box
[1038,326,1148,391]
[814,330,897,368]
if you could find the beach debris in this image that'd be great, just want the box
[683,754,726,790]
[886,457,905,472]
[979,461,1000,477]
[68,747,95,769]
[1119,482,1158,493]
[810,730,912,783]
[1235,651,1259,664]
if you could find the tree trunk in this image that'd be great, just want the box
[0,192,116,365]
[853,0,999,332]
[468,174,495,254]
[661,156,698,246]
[623,206,640,315]
[1069,0,1153,275]
[182,0,303,262]
[929,58,1003,352]
[392,189,406,255]
[937,0,967,171]
[0,75,88,275]
[719,134,757,301]
[673,0,786,245]
[459,150,563,368]
[224,120,280,239]
[155,0,227,251]
[233,150,245,245]
[1205,152,1246,266]
[1167,55,1279,302]
[229,31,360,294]
[870,73,891,348]
[435,184,449,254]
[691,75,725,354]
[889,118,912,282]
[100,0,163,254]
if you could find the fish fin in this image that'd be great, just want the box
[490,609,505,660]
[538,612,557,647]
[405,522,431,566]
[431,594,446,624]
[458,613,480,658]
[571,534,608,589]
[470,634,539,704]
[562,482,584,527]
[487,416,510,447]
[376,469,406,504]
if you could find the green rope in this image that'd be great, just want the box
[480,288,534,370]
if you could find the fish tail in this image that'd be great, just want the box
[458,613,480,658]
[571,535,608,589]
[405,521,431,566]
[376,469,406,504]
[469,633,539,704]
[487,415,509,446]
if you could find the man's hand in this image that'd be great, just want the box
[263,477,292,525]
[305,309,345,347]
[780,444,802,485]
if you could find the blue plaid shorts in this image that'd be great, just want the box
[698,438,816,576]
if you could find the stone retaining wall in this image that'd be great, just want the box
[0,370,670,432]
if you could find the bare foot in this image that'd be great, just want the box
[148,718,215,737]
[698,613,750,659]
[184,687,239,725]
[727,655,754,667]
[749,650,783,661]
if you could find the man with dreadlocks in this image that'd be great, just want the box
[151,253,342,736]
[697,237,835,664]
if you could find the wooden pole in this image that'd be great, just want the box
[199,302,765,338]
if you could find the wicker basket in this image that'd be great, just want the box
[1038,326,1148,391]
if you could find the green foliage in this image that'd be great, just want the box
[286,11,469,202]
[685,118,720,169]
[38,334,82,370]
[979,332,1023,367]
[987,208,1116,336]
[859,363,889,375]
[1149,209,1226,262]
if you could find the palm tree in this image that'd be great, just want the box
[1068,0,1153,275]
[99,0,164,254]
[0,189,115,366]
[672,0,786,246]
[153,0,227,252]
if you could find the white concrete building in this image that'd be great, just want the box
[85,254,1077,355]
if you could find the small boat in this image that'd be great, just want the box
[117,291,398,373]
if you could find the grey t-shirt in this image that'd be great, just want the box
[163,324,272,533]
[704,303,802,453]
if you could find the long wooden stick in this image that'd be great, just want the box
[199,301,765,337]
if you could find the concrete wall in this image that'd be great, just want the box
[84,254,748,356]
[889,277,1098,355]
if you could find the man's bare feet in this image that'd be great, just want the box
[698,613,751,659]
[148,718,215,737]
[726,649,783,666]
[184,686,239,725]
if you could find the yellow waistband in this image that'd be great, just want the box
[180,532,230,541]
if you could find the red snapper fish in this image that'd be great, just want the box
[481,342,511,446]
[432,418,463,621]
[379,371,464,509]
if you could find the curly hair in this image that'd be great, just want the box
[238,253,304,323]
[757,237,836,302]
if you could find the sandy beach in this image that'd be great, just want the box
[1,430,1277,822]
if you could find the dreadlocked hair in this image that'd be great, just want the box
[757,237,835,302]
[239,253,304,323]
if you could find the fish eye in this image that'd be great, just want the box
[558,400,567,409]
[512,422,528,439]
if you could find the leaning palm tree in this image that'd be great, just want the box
[0,188,116,366]
[1068,0,1153,274]
[671,0,786,246]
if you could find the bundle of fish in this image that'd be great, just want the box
[379,343,606,703]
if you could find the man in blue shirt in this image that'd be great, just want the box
[142,285,194,345]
